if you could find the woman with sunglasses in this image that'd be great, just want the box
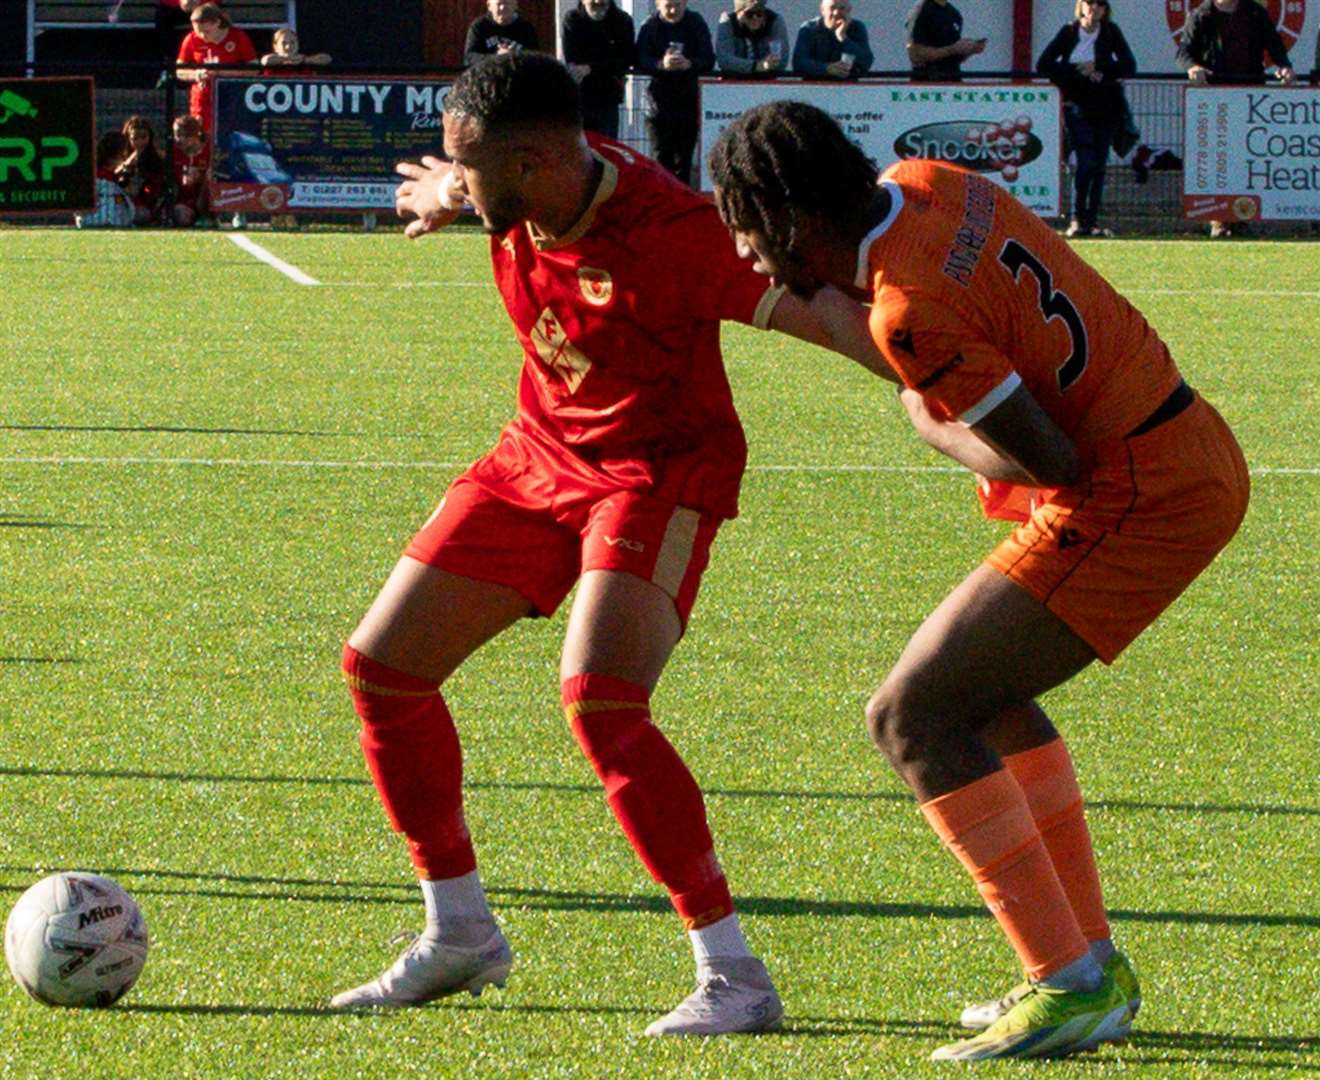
[715,0,789,77]
[1037,0,1135,237]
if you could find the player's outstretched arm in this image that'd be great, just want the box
[767,287,900,383]
[394,156,463,239]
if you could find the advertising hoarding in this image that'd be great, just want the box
[210,75,451,214]
[1183,86,1320,222]
[698,81,1062,215]
[0,77,95,214]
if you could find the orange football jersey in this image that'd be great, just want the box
[865,160,1182,451]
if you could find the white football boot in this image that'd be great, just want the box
[329,923,512,1008]
[644,956,784,1036]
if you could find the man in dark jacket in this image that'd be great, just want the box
[563,0,636,138]
[636,0,714,185]
[792,0,873,79]
[464,0,539,68]
[1176,0,1294,85]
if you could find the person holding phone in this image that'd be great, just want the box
[906,0,985,81]
[636,0,714,185]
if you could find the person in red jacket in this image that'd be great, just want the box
[175,2,256,134]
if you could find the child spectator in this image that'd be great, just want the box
[176,2,257,134]
[261,26,331,70]
[117,116,168,225]
[77,132,135,228]
[171,114,211,227]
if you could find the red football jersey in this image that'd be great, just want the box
[488,135,782,519]
[177,27,257,130]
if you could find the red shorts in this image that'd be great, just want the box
[404,430,723,626]
[986,390,1249,664]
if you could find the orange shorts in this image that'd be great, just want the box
[405,437,722,626]
[986,391,1249,664]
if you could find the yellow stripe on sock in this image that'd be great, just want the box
[563,698,648,721]
[343,672,438,697]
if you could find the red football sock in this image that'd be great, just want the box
[563,673,733,929]
[342,643,476,880]
[1005,738,1112,943]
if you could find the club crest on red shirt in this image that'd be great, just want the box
[578,267,613,307]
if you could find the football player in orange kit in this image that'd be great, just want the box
[709,100,1249,1061]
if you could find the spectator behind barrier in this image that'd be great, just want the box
[464,0,540,67]
[1177,0,1294,85]
[262,27,331,70]
[792,0,873,80]
[905,0,985,81]
[171,113,211,227]
[176,3,258,135]
[117,116,168,226]
[1038,0,1136,239]
[716,0,790,78]
[562,0,636,138]
[637,0,715,186]
[77,132,135,229]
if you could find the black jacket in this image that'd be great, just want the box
[1175,0,1291,82]
[562,4,636,107]
[636,11,714,113]
[1036,21,1135,121]
[463,14,539,67]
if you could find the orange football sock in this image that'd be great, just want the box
[920,768,1090,981]
[1005,738,1111,943]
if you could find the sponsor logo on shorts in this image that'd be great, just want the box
[604,535,645,552]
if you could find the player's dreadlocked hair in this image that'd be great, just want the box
[444,52,582,137]
[709,101,878,254]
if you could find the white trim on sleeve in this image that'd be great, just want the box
[854,181,904,291]
[959,371,1022,426]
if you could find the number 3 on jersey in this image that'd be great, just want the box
[997,239,1089,393]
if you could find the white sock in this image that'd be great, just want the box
[689,913,751,965]
[1089,938,1116,967]
[420,871,493,942]
[1039,951,1104,993]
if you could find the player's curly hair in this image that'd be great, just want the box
[444,52,581,137]
[709,100,878,254]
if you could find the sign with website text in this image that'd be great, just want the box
[0,77,95,214]
[1183,86,1320,222]
[698,81,1062,215]
[210,76,451,213]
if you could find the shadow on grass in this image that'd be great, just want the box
[0,657,79,664]
[1,865,1316,930]
[2,765,1318,821]
[0,514,92,529]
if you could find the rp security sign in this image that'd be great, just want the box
[0,77,95,214]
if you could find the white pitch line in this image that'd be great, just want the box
[317,281,491,288]
[0,456,1314,476]
[226,234,320,286]
[1124,287,1320,298]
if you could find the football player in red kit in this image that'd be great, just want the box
[331,52,862,1035]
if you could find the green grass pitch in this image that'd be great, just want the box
[0,227,1317,1077]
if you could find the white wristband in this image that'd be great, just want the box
[438,169,461,211]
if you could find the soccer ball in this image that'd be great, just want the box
[4,872,148,1007]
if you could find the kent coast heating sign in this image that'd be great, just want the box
[0,77,95,214]
[698,82,1062,215]
[1183,87,1320,222]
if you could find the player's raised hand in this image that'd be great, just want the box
[394,155,463,239]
